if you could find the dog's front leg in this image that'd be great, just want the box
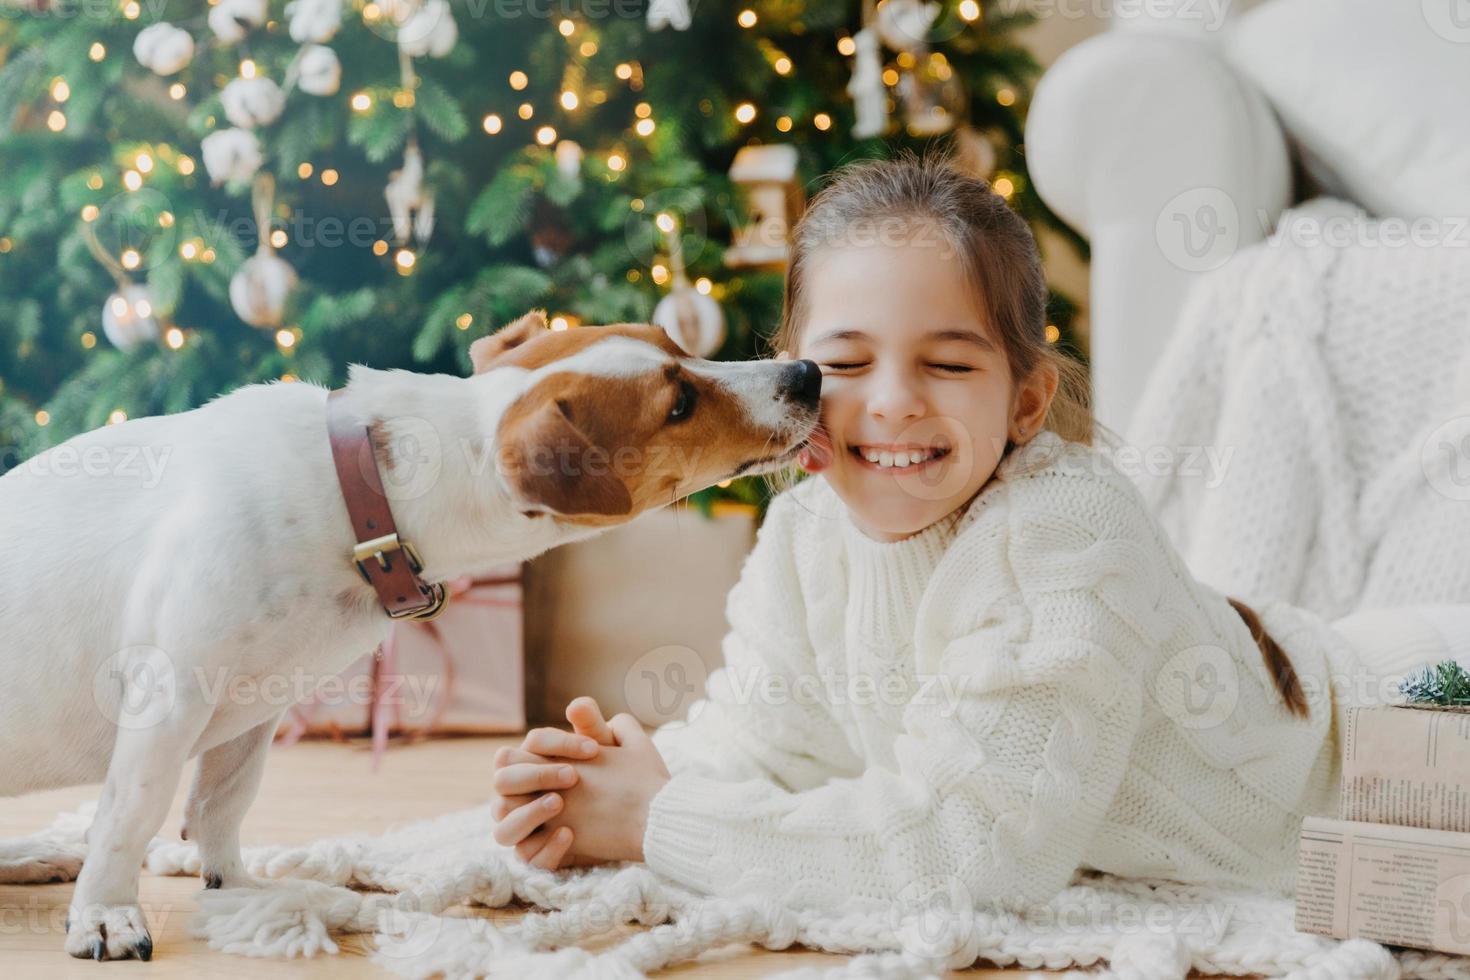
[65,701,213,962]
[181,713,282,890]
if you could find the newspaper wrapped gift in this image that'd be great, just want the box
[276,565,525,761]
[1341,705,1470,833]
[1296,815,1470,955]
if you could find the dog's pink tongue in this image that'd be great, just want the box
[798,425,834,474]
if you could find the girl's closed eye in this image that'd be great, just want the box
[931,362,975,374]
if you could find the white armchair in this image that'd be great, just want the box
[1025,22,1290,435]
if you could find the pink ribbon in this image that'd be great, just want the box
[279,571,521,768]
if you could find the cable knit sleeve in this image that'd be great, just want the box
[642,471,1155,911]
[649,490,864,792]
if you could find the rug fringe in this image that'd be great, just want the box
[37,800,1470,978]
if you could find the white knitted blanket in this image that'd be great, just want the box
[30,799,1470,978]
[1123,198,1470,617]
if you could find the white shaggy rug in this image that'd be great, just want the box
[33,802,1470,979]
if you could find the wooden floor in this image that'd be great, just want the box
[0,736,1060,978]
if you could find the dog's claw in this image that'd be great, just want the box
[204,872,223,890]
[64,902,149,962]
[64,913,70,933]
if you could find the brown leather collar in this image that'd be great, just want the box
[326,388,449,621]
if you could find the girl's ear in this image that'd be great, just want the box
[1010,361,1060,441]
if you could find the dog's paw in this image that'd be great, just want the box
[200,863,261,891]
[0,841,85,883]
[64,903,153,961]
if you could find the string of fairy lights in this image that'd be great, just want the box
[2,0,1047,432]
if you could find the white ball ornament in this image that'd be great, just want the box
[296,45,342,97]
[101,285,161,351]
[398,0,457,58]
[221,77,286,129]
[209,0,268,43]
[209,4,247,43]
[133,23,195,76]
[652,286,725,358]
[554,139,583,180]
[646,0,691,30]
[201,128,263,185]
[287,0,342,44]
[230,251,298,328]
[874,0,939,52]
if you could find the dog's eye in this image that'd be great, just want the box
[667,380,697,423]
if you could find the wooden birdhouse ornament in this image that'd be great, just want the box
[724,144,804,270]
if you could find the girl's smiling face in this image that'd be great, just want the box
[795,232,1053,541]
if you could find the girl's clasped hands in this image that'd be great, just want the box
[490,696,671,870]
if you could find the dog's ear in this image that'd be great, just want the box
[470,310,549,374]
[496,396,633,518]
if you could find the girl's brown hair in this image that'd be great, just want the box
[770,152,1307,719]
[771,151,1094,448]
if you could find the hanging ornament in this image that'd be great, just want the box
[82,222,162,351]
[385,139,435,246]
[398,0,458,58]
[725,144,803,270]
[653,284,724,358]
[897,56,966,137]
[230,175,297,328]
[287,0,342,43]
[554,139,583,183]
[531,228,572,268]
[209,0,267,44]
[132,23,195,76]
[201,128,263,185]
[847,28,888,139]
[954,124,997,179]
[651,213,725,357]
[874,0,938,52]
[102,284,162,351]
[529,200,574,268]
[294,44,342,96]
[232,252,297,328]
[646,0,691,30]
[221,76,286,129]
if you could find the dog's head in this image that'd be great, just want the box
[471,311,822,525]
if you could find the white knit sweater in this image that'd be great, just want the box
[644,428,1345,913]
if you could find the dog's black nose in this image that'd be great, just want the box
[779,359,822,407]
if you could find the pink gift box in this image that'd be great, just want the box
[276,564,525,760]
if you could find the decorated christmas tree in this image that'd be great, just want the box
[0,0,1083,504]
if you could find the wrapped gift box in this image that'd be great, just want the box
[276,564,525,746]
[522,502,757,726]
[1341,705,1470,833]
[1296,815,1470,955]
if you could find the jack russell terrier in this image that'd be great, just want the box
[0,310,823,961]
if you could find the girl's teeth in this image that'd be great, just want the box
[857,446,938,468]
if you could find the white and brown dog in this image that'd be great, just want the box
[0,311,823,961]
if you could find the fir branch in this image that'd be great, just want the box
[466,161,536,246]
[1401,660,1470,706]
[413,74,468,143]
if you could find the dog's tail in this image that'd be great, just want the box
[1227,597,1309,718]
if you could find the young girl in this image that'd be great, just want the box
[487,155,1468,909]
